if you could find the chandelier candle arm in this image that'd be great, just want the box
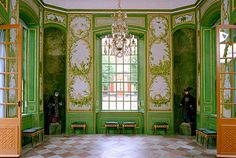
[103,0,137,57]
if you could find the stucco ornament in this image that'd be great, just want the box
[150,42,169,66]
[150,76,169,100]
[70,17,90,39]
[150,16,168,38]
[70,76,90,99]
[70,40,90,68]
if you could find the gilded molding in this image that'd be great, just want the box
[172,11,195,28]
[44,10,66,26]
[233,0,236,11]
[0,0,8,11]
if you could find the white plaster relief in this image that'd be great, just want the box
[70,40,90,69]
[46,12,66,26]
[150,17,168,38]
[70,16,90,39]
[174,13,194,26]
[150,42,169,66]
[150,76,169,100]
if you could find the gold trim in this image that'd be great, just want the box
[172,11,195,28]
[0,0,8,11]
[233,0,236,11]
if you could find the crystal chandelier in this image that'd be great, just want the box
[103,0,137,57]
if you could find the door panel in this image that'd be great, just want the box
[217,25,236,157]
[0,25,22,157]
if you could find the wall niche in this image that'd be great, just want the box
[173,28,196,134]
[43,27,66,134]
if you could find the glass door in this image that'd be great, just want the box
[216,25,236,156]
[0,24,22,157]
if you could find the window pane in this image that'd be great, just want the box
[102,37,138,111]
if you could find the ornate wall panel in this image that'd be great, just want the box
[148,15,171,111]
[172,11,195,28]
[44,10,66,27]
[68,14,92,111]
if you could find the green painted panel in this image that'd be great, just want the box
[204,29,211,102]
[66,112,94,134]
[22,114,32,130]
[29,29,36,101]
[96,112,144,134]
[146,112,173,135]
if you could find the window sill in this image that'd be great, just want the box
[98,110,140,113]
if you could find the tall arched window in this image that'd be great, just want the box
[101,37,138,111]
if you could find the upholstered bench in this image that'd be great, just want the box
[201,129,216,148]
[105,121,120,134]
[153,122,169,135]
[122,122,136,134]
[22,127,44,147]
[71,121,86,134]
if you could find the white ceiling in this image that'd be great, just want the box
[42,0,197,10]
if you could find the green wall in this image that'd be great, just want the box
[173,28,196,133]
[43,27,66,134]
[1,0,231,140]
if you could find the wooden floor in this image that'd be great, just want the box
[24,134,216,158]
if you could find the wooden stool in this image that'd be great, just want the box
[71,121,86,134]
[122,122,136,134]
[153,122,169,135]
[105,121,120,134]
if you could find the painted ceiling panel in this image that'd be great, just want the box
[42,0,197,10]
